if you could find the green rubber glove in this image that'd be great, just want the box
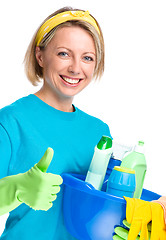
[113,220,151,240]
[0,148,63,215]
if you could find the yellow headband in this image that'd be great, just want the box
[35,10,100,46]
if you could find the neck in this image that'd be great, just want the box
[34,85,74,112]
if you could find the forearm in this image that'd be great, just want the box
[0,176,22,216]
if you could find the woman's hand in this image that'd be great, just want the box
[0,148,63,216]
[17,148,63,210]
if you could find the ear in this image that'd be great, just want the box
[35,46,44,67]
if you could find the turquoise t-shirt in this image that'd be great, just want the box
[0,94,111,240]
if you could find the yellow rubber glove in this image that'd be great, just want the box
[151,202,166,240]
[113,219,151,240]
[124,197,152,240]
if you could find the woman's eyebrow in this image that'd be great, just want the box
[56,47,96,55]
[84,52,96,56]
[56,47,72,52]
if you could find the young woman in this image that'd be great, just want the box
[0,6,112,240]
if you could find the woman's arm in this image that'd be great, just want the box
[0,124,12,179]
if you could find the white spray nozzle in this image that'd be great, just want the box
[111,142,134,161]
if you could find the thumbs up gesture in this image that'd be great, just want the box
[16,148,63,211]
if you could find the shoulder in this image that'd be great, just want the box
[76,107,106,124]
[0,95,31,126]
[76,107,112,138]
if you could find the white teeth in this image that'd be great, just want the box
[62,76,80,84]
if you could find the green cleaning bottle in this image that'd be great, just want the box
[85,136,113,190]
[120,141,147,198]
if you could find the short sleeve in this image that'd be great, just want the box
[103,123,113,140]
[0,124,12,179]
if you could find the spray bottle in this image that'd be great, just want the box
[85,136,112,190]
[120,141,147,198]
[105,142,134,180]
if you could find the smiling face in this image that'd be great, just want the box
[36,26,96,102]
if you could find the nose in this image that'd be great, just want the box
[68,57,81,75]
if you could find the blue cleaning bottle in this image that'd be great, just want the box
[106,166,136,198]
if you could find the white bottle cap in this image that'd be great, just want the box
[134,141,145,154]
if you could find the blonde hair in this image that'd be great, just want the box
[24,7,105,86]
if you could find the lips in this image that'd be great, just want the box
[60,75,83,85]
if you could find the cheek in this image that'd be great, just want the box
[54,60,69,71]
[85,64,96,78]
[48,58,71,74]
[43,60,59,75]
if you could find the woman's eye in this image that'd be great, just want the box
[58,52,68,57]
[83,56,94,62]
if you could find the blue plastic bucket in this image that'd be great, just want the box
[62,173,161,240]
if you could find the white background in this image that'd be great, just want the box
[0,0,166,235]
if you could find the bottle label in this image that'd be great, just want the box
[85,171,103,190]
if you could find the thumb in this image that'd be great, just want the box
[36,147,54,172]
